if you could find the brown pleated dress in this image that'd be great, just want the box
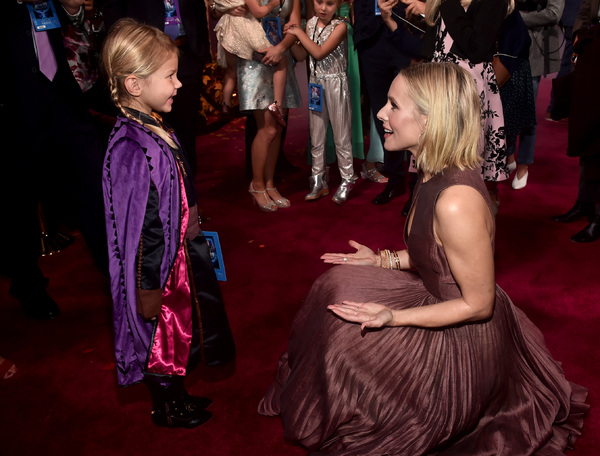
[259,166,588,455]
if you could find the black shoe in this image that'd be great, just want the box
[151,402,213,429]
[552,201,595,223]
[372,185,405,205]
[182,390,212,411]
[21,292,61,320]
[570,215,600,243]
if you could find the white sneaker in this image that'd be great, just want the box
[512,171,528,190]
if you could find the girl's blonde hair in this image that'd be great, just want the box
[400,62,481,175]
[102,18,179,148]
[425,0,515,27]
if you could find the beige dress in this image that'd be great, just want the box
[213,0,272,67]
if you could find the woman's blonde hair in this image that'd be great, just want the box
[102,18,179,147]
[400,62,482,175]
[425,0,515,27]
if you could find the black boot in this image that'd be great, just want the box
[570,215,600,243]
[145,376,212,429]
[552,201,595,223]
[171,376,212,411]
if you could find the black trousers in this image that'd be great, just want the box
[357,32,412,189]
[0,76,107,298]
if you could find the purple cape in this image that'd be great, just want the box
[103,117,192,386]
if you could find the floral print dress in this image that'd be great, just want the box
[433,19,508,182]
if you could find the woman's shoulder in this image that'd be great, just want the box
[434,167,491,215]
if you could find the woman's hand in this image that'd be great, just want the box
[328,301,394,330]
[321,240,379,266]
[227,4,249,16]
[378,0,398,21]
[401,0,425,17]
[259,43,286,66]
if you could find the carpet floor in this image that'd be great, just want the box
[1,74,598,455]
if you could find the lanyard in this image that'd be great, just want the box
[310,19,333,77]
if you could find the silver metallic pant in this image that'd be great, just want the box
[309,73,354,181]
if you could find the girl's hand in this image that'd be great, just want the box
[321,240,379,266]
[328,301,394,330]
[401,0,425,17]
[285,24,300,36]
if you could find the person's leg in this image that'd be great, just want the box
[222,51,238,110]
[548,26,574,114]
[272,55,288,107]
[327,78,354,204]
[569,155,600,242]
[363,111,388,183]
[512,76,540,189]
[305,98,330,200]
[144,374,212,428]
[250,110,279,211]
[358,37,410,204]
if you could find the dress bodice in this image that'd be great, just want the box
[306,17,348,79]
[405,166,494,301]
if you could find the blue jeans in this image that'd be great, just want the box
[507,76,540,166]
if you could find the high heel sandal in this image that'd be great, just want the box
[249,183,277,212]
[360,163,388,183]
[268,102,286,128]
[266,187,291,208]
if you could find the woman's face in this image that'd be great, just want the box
[377,75,427,155]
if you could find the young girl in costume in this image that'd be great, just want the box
[287,0,354,204]
[102,18,235,429]
[214,0,288,125]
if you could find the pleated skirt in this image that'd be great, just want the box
[259,266,588,455]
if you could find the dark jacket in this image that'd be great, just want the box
[422,0,509,63]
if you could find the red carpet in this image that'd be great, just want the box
[1,73,598,455]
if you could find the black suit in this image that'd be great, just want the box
[0,2,107,303]
[99,0,211,177]
[353,0,421,191]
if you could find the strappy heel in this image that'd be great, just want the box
[266,187,291,208]
[360,163,388,183]
[249,183,277,212]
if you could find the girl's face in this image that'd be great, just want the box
[314,0,339,25]
[137,53,182,115]
[377,75,427,155]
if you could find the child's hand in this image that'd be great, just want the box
[285,24,300,37]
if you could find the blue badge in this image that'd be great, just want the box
[309,83,323,113]
[203,231,227,281]
[262,17,283,45]
[27,1,61,31]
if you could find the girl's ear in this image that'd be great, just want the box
[124,75,142,97]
